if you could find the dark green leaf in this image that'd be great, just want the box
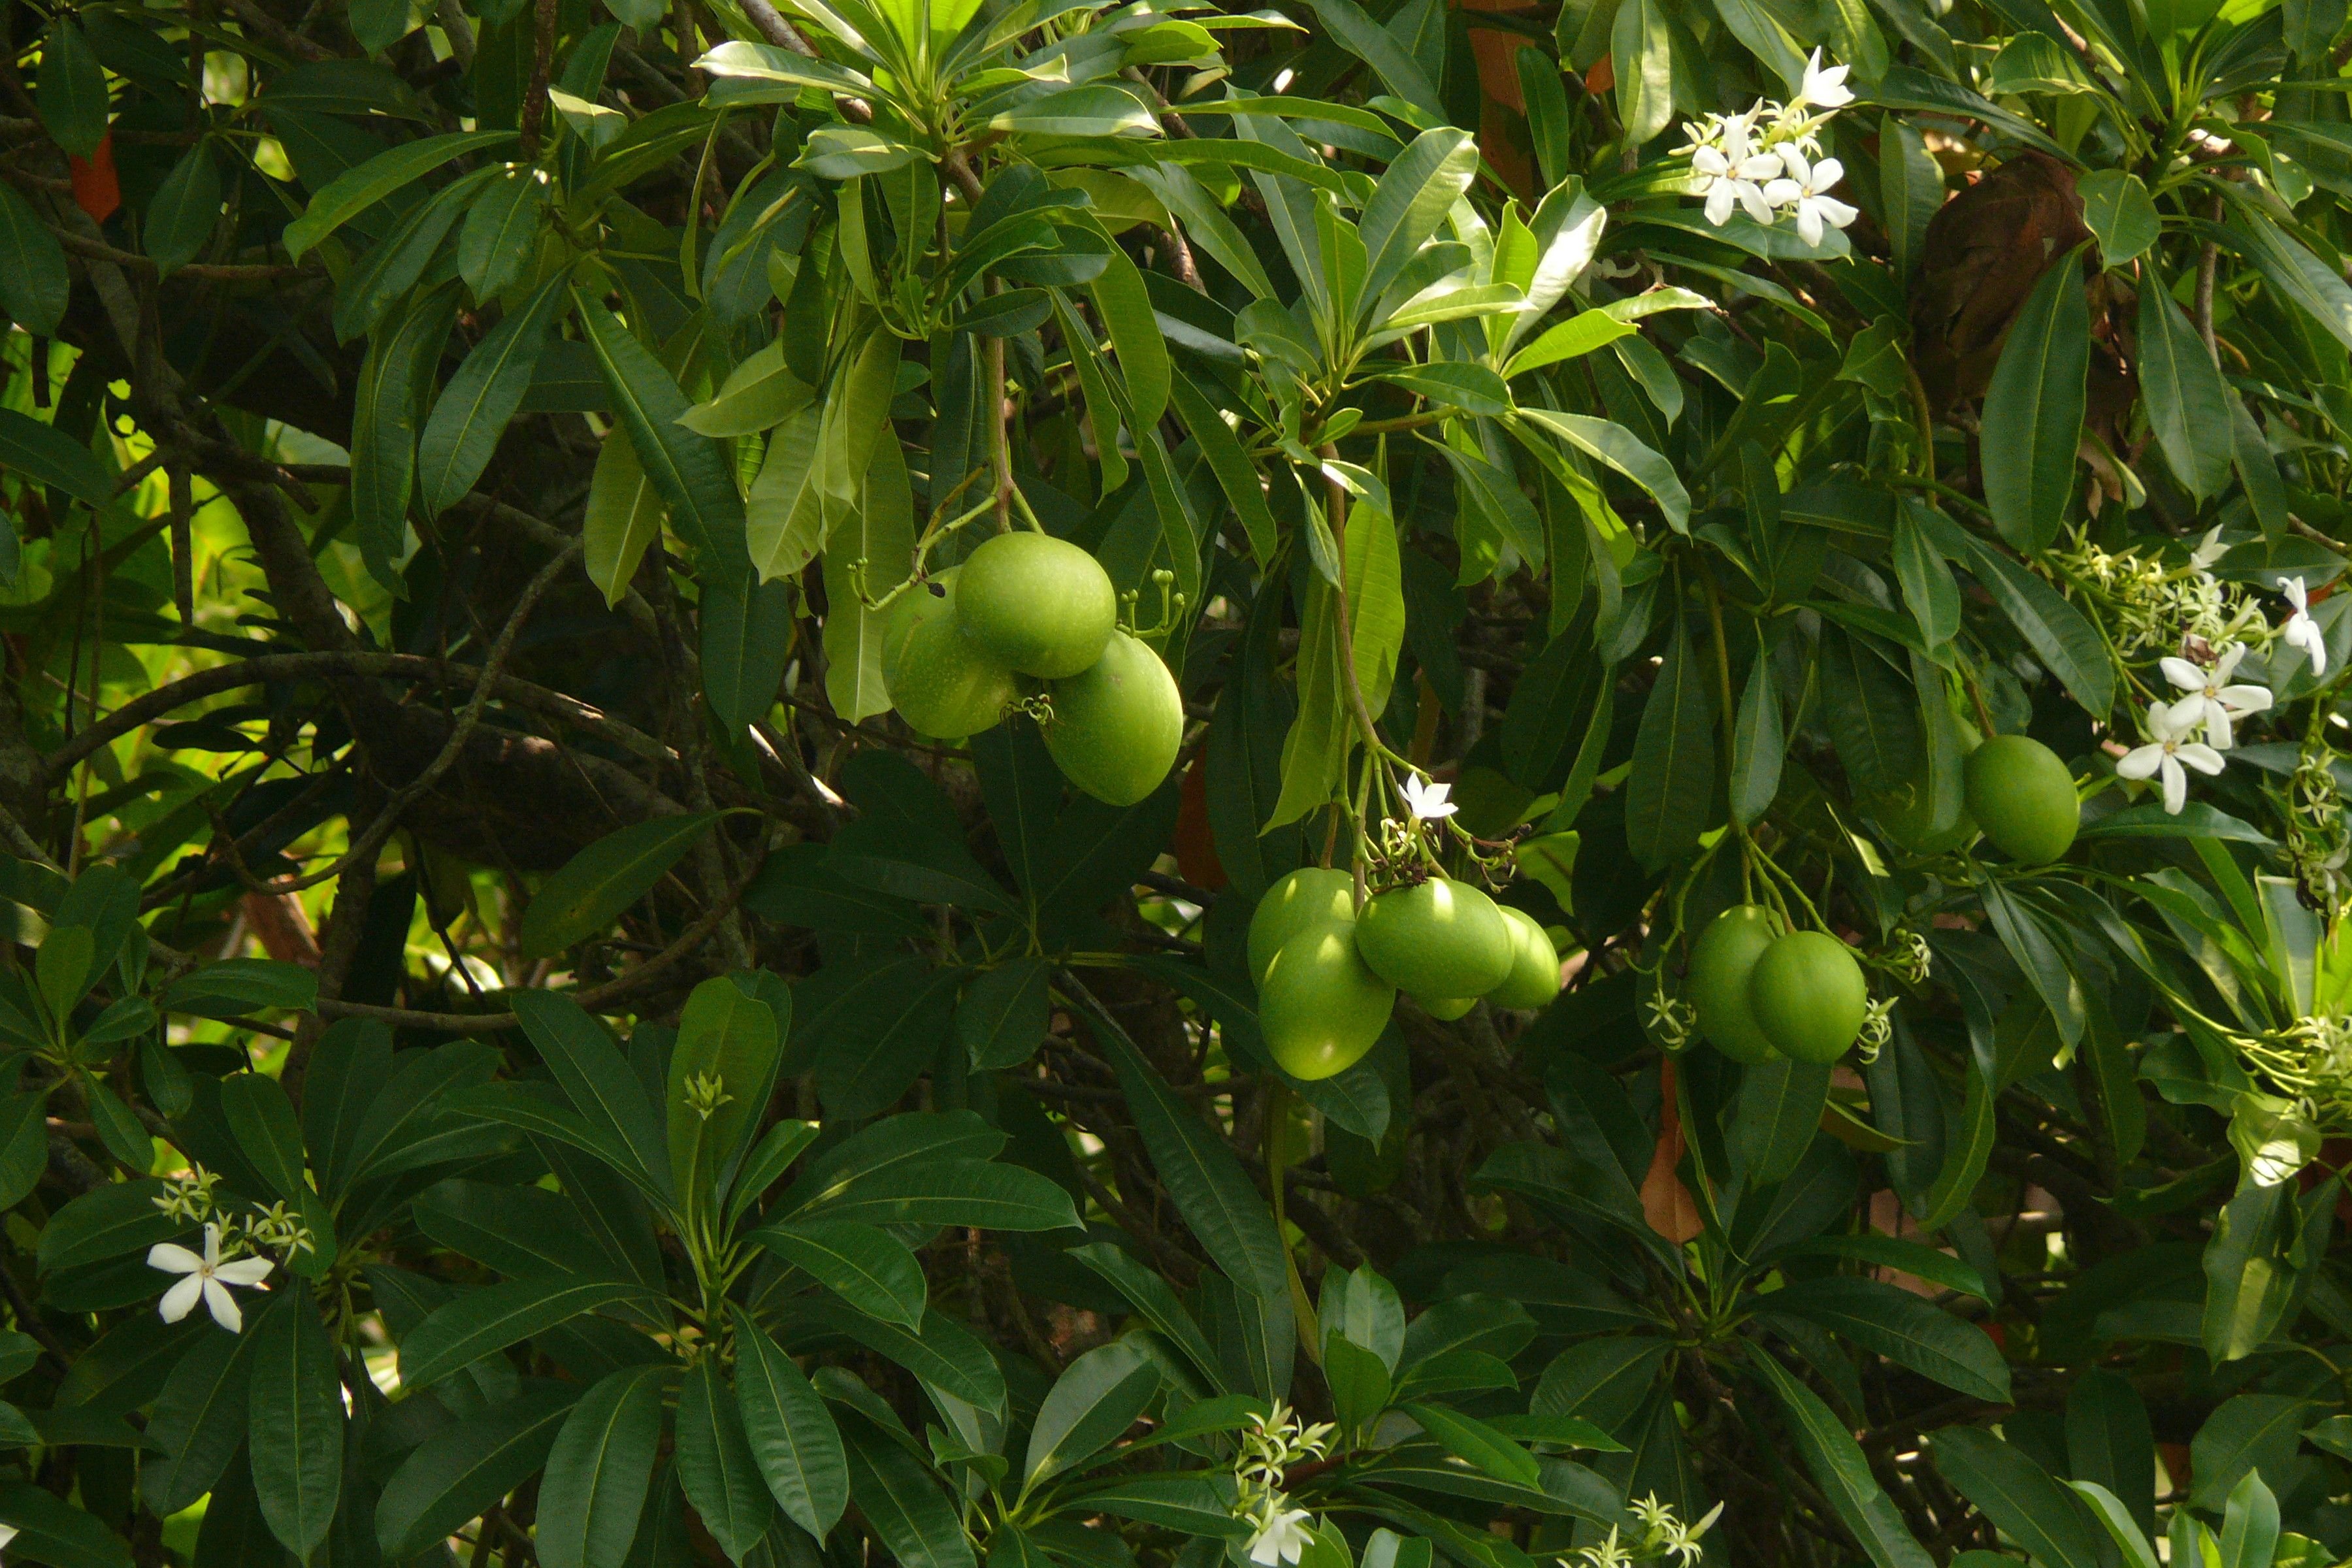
[678,1356,774,1560]
[1752,1352,1935,1568]
[1979,246,2089,553]
[539,1364,667,1568]
[375,1384,579,1559]
[1624,610,1715,870]
[731,1308,849,1540]
[1932,1426,2103,1568]
[246,1290,342,1560]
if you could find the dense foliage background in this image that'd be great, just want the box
[6,0,2352,1561]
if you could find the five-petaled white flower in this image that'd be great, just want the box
[2282,576,2329,676]
[1401,775,1458,820]
[1690,112,1781,226]
[2160,642,2271,749]
[148,1222,273,1333]
[2116,704,2226,815]
[1797,48,1855,110]
[1761,147,1859,248]
[1248,1509,1315,1567]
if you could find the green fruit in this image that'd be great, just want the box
[1489,906,1562,1010]
[1870,777,1977,855]
[1415,994,1477,1021]
[1258,921,1396,1080]
[1688,904,1781,1064]
[1249,868,1356,985]
[1353,877,1514,1000]
[1746,930,1869,1064]
[879,569,958,690]
[954,531,1117,678]
[889,587,1019,740]
[1043,630,1183,806]
[1964,734,2079,864]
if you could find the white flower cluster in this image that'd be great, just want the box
[144,1162,305,1333]
[1232,1401,1334,1567]
[1675,52,1859,246]
[2115,575,2330,815]
[1569,1495,1721,1567]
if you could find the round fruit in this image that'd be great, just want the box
[1415,994,1477,1021]
[1689,904,1781,1064]
[1352,877,1514,1000]
[1746,930,1869,1064]
[889,593,1019,740]
[1488,906,1563,1010]
[1041,630,1183,806]
[1964,734,2079,864]
[954,532,1117,679]
[1258,923,1396,1080]
[880,569,958,689]
[1870,777,1977,855]
[1249,868,1356,985]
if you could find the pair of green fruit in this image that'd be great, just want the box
[1245,867,1561,1080]
[1689,907,1869,1064]
[1874,734,2080,865]
[881,532,1182,806]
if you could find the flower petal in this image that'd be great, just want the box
[2178,743,2227,775]
[2159,657,2206,692]
[147,1243,204,1275]
[2217,685,2272,712]
[2161,757,2187,814]
[214,1257,275,1286]
[203,1277,244,1334]
[2115,745,2166,781]
[157,1273,204,1324]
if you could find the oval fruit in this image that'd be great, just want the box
[1415,994,1477,1021]
[954,531,1117,678]
[1249,868,1356,985]
[1689,904,1780,1064]
[1746,930,1869,1064]
[1041,630,1183,806]
[1964,734,2078,864]
[1353,877,1514,1000]
[1488,906,1562,1009]
[889,594,1019,740]
[1258,922,1396,1080]
[880,570,958,690]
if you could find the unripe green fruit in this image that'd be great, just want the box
[1041,631,1183,806]
[1249,868,1356,985]
[879,570,958,690]
[1353,877,1514,1000]
[1488,906,1563,1010]
[1747,930,1869,1064]
[1964,734,2079,864]
[1689,904,1781,1064]
[1259,921,1395,1080]
[889,583,1019,740]
[1415,994,1477,1021]
[954,532,1117,679]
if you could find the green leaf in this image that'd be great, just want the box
[1818,624,1923,795]
[39,1179,175,1273]
[1752,1352,1935,1568]
[1774,1236,1988,1299]
[2221,1469,2281,1568]
[0,410,112,508]
[143,1311,264,1514]
[702,568,795,731]
[0,1480,133,1568]
[757,1220,926,1328]
[796,1301,1007,1416]
[2225,199,2352,353]
[956,960,1051,1072]
[1068,1243,1228,1391]
[416,273,568,516]
[2067,1369,2155,1540]
[1933,1426,2103,1568]
[539,1364,667,1568]
[39,19,110,160]
[1505,314,1637,380]
[1103,1031,1288,1299]
[2136,276,2236,501]
[1729,1055,1829,1184]
[668,972,782,1211]
[1979,246,2089,553]
[1087,232,1172,427]
[2078,802,2272,845]
[678,1356,774,1561]
[1624,609,1715,870]
[1325,1333,1393,1429]
[246,1290,343,1560]
[730,1308,849,1540]
[350,283,457,581]
[2068,1482,2160,1568]
[284,130,516,261]
[840,1415,977,1568]
[574,291,749,565]
[459,164,551,302]
[2190,1395,2309,1512]
[376,1385,579,1559]
[1729,644,1784,825]
[582,425,665,608]
[1360,128,1479,306]
[399,1278,657,1392]
[1401,1402,1541,1488]
[1611,0,1675,145]
[1024,1341,1162,1487]
[989,84,1160,138]
[1893,506,1960,649]
[2077,169,2159,267]
[1962,541,2114,715]
[520,813,719,959]
[1295,0,1443,114]
[822,434,913,725]
[0,183,70,336]
[1765,1277,2010,1401]
[146,140,223,276]
[1516,408,1690,530]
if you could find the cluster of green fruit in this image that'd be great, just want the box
[1690,733,2084,1066]
[880,533,1183,806]
[1246,867,1562,1081]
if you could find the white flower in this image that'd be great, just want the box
[2190,525,2228,575]
[1691,110,1780,226]
[2115,704,2227,815]
[2283,576,2330,676]
[1761,147,1859,247]
[2160,642,2271,749]
[0,1522,16,1557]
[148,1223,273,1333]
[1795,48,1854,110]
[1401,775,1458,820]
[1248,1509,1315,1567]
